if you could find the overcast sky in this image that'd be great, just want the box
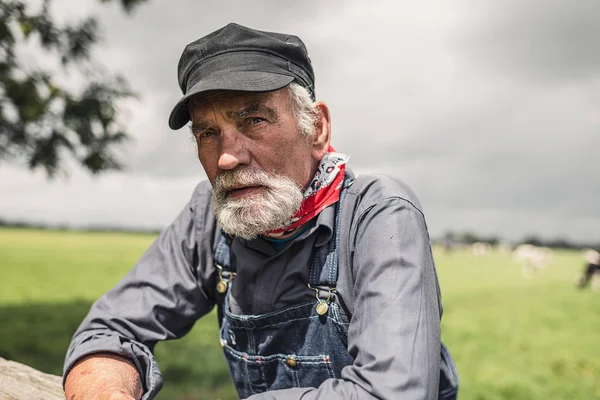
[2,0,599,242]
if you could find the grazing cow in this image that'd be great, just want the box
[513,244,553,278]
[472,242,491,257]
[576,249,600,291]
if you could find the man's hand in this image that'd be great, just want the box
[64,352,143,400]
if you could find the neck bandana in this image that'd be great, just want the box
[263,146,349,238]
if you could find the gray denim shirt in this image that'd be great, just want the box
[64,172,444,400]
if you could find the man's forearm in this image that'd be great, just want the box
[64,353,143,400]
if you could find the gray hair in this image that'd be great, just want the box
[287,82,319,138]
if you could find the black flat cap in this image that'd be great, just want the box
[168,23,315,130]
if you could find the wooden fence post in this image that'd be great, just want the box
[0,357,64,400]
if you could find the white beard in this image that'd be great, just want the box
[211,168,303,240]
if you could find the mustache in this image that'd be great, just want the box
[213,168,272,194]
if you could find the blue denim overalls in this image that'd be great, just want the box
[214,180,459,399]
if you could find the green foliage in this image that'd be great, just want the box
[1,228,599,400]
[0,0,146,177]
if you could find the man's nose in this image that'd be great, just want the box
[217,130,250,170]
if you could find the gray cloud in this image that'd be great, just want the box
[456,0,600,83]
[2,0,599,242]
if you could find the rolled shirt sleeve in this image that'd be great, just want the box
[248,193,442,399]
[63,186,217,399]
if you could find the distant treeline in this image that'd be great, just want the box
[0,218,162,235]
[434,231,599,251]
[1,218,597,250]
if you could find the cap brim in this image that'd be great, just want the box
[168,71,295,130]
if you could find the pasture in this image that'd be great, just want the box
[1,228,599,399]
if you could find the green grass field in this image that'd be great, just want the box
[1,228,599,399]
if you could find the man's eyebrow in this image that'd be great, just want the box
[189,121,210,133]
[227,102,279,121]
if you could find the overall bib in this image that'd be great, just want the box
[214,181,459,399]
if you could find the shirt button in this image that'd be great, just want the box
[286,355,297,367]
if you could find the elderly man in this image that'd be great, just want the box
[63,23,458,400]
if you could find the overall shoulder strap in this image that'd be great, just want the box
[308,178,354,287]
[213,231,233,270]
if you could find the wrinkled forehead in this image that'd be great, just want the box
[187,89,287,120]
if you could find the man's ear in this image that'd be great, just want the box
[311,101,331,161]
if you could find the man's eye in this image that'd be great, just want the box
[198,130,216,139]
[248,117,265,125]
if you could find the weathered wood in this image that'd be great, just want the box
[0,357,64,400]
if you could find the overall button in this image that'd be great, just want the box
[216,280,227,293]
[316,302,329,316]
[286,355,297,367]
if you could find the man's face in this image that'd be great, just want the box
[189,88,319,239]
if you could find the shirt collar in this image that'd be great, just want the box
[307,203,335,248]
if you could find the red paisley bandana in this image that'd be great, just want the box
[263,146,349,238]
